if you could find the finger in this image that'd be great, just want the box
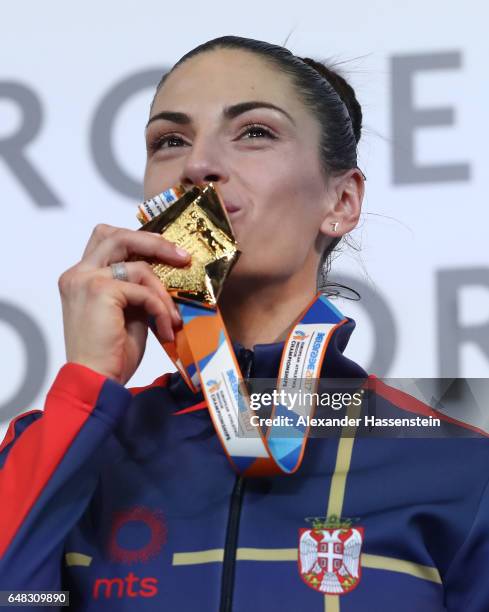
[98,261,182,327]
[82,224,120,259]
[110,279,176,342]
[82,227,190,269]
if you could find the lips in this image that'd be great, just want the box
[223,200,241,214]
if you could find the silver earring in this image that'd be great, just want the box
[331,222,339,232]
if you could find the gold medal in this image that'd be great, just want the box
[136,184,240,306]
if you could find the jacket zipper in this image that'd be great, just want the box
[219,474,245,612]
[219,348,253,612]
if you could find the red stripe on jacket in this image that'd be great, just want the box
[128,373,172,397]
[0,364,108,558]
[369,375,489,437]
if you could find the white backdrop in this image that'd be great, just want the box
[1,0,488,435]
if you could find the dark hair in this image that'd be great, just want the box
[152,36,363,292]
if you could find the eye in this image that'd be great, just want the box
[147,133,189,153]
[239,124,277,140]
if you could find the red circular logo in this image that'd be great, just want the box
[108,506,167,564]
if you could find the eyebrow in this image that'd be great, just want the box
[146,100,295,128]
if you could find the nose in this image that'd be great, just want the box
[180,135,228,187]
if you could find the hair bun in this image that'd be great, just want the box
[299,57,362,144]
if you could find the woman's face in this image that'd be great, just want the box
[144,48,346,287]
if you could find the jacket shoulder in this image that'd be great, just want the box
[367,375,489,437]
[128,372,173,397]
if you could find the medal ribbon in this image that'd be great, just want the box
[163,292,347,476]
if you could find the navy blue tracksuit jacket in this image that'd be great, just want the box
[1,318,488,611]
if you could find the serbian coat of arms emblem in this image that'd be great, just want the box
[298,516,364,595]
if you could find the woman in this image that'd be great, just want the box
[0,36,488,612]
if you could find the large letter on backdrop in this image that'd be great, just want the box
[391,52,470,185]
[0,301,48,423]
[90,69,168,200]
[0,82,63,208]
[437,268,489,377]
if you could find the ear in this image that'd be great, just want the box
[319,169,364,238]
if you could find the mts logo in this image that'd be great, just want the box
[93,573,158,599]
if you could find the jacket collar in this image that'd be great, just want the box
[168,317,366,404]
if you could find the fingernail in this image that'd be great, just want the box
[176,247,190,259]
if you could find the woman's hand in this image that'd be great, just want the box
[58,224,190,385]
